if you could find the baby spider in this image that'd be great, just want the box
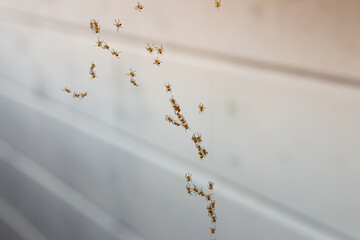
[102,42,110,50]
[146,43,155,54]
[186,185,192,195]
[179,117,187,125]
[156,44,164,55]
[198,103,206,114]
[185,173,192,183]
[73,92,81,99]
[111,49,120,58]
[94,37,103,47]
[215,0,221,9]
[183,123,190,131]
[164,83,172,93]
[90,62,96,70]
[209,200,216,209]
[94,26,100,34]
[203,148,208,156]
[208,181,214,191]
[126,68,136,78]
[199,189,205,196]
[169,96,176,105]
[91,19,99,28]
[173,104,181,112]
[205,193,213,202]
[210,227,216,235]
[89,70,97,79]
[173,121,181,127]
[165,115,174,123]
[80,91,88,99]
[62,87,71,93]
[90,20,94,30]
[198,151,205,159]
[130,79,139,87]
[211,215,217,223]
[114,19,123,31]
[153,57,162,66]
[192,133,202,143]
[193,185,199,195]
[207,205,214,216]
[135,1,144,12]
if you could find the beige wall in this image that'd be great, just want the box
[0,0,359,239]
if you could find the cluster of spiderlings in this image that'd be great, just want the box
[185,174,216,239]
[90,19,100,34]
[89,62,97,79]
[94,37,121,59]
[62,87,88,100]
[125,68,139,87]
[192,133,208,160]
[146,43,164,66]
[164,84,190,131]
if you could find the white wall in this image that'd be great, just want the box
[0,0,359,239]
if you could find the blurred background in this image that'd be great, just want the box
[0,0,360,239]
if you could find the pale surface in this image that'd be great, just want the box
[0,1,359,239]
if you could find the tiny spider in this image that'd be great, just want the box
[172,121,181,127]
[135,1,144,12]
[90,62,95,70]
[205,193,213,202]
[198,151,205,159]
[173,104,181,112]
[185,173,192,183]
[156,44,164,55]
[90,21,94,30]
[211,215,217,223]
[114,19,123,31]
[199,189,205,197]
[165,115,174,123]
[62,87,71,93]
[89,70,97,79]
[111,49,120,58]
[91,19,99,28]
[126,68,136,78]
[102,42,110,50]
[215,0,221,9]
[183,123,190,131]
[176,112,182,119]
[208,181,214,191]
[130,79,139,87]
[164,83,171,93]
[203,148,208,156]
[153,57,162,66]
[210,227,216,235]
[193,185,199,194]
[209,200,215,209]
[146,43,154,54]
[179,117,186,125]
[196,144,202,151]
[95,37,103,47]
[198,103,206,114]
[169,96,176,105]
[80,91,88,99]
[73,92,80,98]
[186,185,192,195]
[94,26,100,34]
